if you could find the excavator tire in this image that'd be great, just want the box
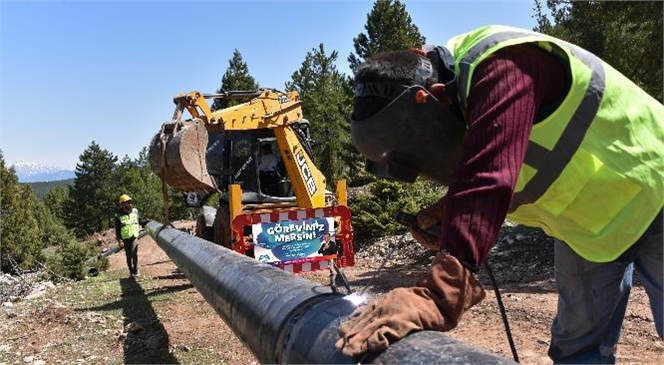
[195,214,214,242]
[213,204,233,249]
[148,121,216,193]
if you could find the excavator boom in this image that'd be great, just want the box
[181,90,305,131]
[147,89,320,204]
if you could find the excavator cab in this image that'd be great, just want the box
[215,130,299,201]
[256,138,290,197]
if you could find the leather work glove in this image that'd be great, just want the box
[335,252,485,357]
[409,197,446,251]
[117,240,124,249]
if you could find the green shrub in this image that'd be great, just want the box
[350,179,444,244]
[44,239,106,281]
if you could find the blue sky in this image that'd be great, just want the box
[1,0,538,169]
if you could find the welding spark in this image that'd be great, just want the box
[342,292,367,306]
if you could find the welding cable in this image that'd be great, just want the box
[485,262,520,363]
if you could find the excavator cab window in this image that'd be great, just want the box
[223,132,292,198]
[206,132,226,177]
[228,133,259,193]
[257,138,289,197]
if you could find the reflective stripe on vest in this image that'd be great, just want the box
[455,28,603,209]
[118,208,140,240]
[448,25,664,262]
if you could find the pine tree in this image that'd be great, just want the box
[31,186,75,249]
[345,0,429,186]
[134,148,173,221]
[348,0,426,72]
[0,151,43,272]
[64,142,118,237]
[534,0,662,101]
[345,0,443,242]
[211,49,260,111]
[115,148,192,223]
[115,154,158,220]
[44,185,69,224]
[286,44,356,186]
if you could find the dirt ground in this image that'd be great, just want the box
[2,222,662,364]
[322,226,663,365]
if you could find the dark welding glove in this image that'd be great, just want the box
[408,197,446,251]
[335,252,485,357]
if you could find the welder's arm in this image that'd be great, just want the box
[114,216,124,248]
[435,44,566,266]
[336,252,485,357]
[409,196,446,251]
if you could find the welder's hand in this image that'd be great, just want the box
[409,197,446,251]
[335,253,485,357]
[335,287,444,357]
[416,196,446,229]
[117,240,124,249]
[409,227,440,251]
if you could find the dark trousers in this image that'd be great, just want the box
[548,208,663,363]
[123,238,139,275]
[329,260,338,291]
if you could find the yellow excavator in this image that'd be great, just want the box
[147,89,354,274]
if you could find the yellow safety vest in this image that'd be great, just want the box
[117,208,140,240]
[447,25,664,262]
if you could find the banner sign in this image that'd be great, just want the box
[252,217,335,266]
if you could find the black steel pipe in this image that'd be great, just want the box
[146,221,515,364]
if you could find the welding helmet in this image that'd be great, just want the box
[350,46,466,185]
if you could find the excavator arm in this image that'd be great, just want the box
[273,125,327,208]
[148,89,327,208]
[175,90,305,131]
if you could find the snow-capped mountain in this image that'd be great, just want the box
[11,161,76,183]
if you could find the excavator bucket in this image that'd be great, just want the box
[148,121,217,192]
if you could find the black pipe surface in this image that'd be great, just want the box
[146,221,516,364]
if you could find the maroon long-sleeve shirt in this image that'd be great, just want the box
[441,44,568,266]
